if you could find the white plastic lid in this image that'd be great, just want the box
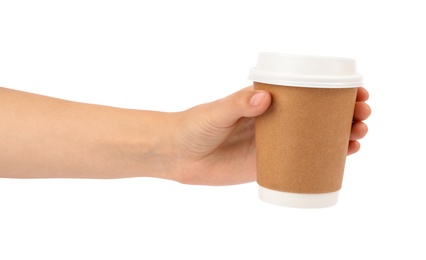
[259,186,339,208]
[248,52,363,88]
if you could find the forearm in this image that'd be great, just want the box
[0,87,177,180]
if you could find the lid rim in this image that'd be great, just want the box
[248,52,363,88]
[249,70,363,88]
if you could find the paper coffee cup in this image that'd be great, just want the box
[248,53,363,208]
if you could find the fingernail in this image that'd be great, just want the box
[250,92,266,106]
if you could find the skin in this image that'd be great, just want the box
[0,86,370,185]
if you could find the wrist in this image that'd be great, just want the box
[107,109,179,181]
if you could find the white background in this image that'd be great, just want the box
[0,0,425,259]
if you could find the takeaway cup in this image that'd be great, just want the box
[248,53,362,208]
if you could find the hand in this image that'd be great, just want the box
[173,86,370,186]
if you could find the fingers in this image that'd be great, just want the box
[347,140,360,155]
[348,87,370,155]
[356,87,369,102]
[353,101,371,121]
[207,87,271,128]
[351,87,371,140]
[350,121,368,140]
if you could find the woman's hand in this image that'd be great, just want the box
[173,86,370,186]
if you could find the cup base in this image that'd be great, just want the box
[259,186,339,208]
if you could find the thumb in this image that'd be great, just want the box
[207,88,271,128]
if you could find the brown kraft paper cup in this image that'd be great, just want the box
[248,53,363,208]
[254,82,357,194]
